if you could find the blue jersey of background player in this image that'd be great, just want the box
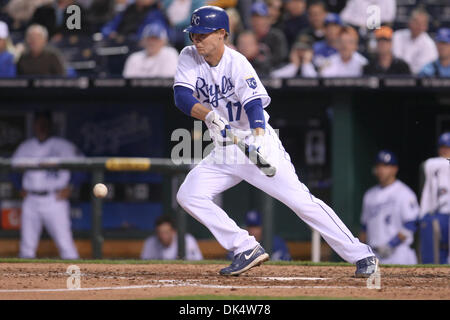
[227,210,291,261]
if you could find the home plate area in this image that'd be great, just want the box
[0,262,449,299]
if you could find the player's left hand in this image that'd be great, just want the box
[204,111,231,140]
[57,186,72,200]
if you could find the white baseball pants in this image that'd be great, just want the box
[177,124,374,263]
[20,194,79,260]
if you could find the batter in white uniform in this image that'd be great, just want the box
[12,112,80,260]
[173,6,377,276]
[360,150,419,265]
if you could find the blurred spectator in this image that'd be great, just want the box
[227,211,291,261]
[4,0,53,31]
[123,22,178,78]
[85,0,116,33]
[101,0,169,42]
[0,20,16,77]
[340,0,396,29]
[226,7,243,47]
[419,28,450,77]
[17,24,66,76]
[267,0,284,30]
[11,111,81,260]
[30,0,90,41]
[363,26,410,76]
[359,150,419,265]
[392,8,438,75]
[318,26,367,77]
[271,33,316,78]
[141,215,203,260]
[312,13,342,69]
[162,0,205,48]
[419,132,450,264]
[236,30,272,76]
[283,0,309,48]
[251,1,288,69]
[299,0,327,43]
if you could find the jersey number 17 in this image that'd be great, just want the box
[226,101,242,122]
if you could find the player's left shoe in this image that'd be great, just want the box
[354,256,379,278]
[220,245,269,276]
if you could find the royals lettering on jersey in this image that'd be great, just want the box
[174,45,271,131]
[361,180,420,248]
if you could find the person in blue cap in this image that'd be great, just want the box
[312,13,342,69]
[419,132,450,264]
[227,210,291,261]
[419,28,450,77]
[359,150,420,264]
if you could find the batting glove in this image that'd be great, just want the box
[249,134,269,159]
[205,111,231,140]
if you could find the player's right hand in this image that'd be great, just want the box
[204,111,230,139]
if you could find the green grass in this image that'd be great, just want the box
[0,257,448,268]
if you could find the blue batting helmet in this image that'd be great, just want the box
[438,132,450,147]
[183,6,230,36]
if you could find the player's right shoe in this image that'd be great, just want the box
[220,245,269,276]
[355,256,379,278]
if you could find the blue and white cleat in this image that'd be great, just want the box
[355,256,379,278]
[220,245,270,276]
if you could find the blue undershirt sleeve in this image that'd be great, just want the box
[243,99,265,130]
[173,85,199,116]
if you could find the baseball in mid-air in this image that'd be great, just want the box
[93,183,108,198]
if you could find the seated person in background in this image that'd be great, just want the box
[312,13,342,70]
[363,26,411,76]
[298,0,327,44]
[236,30,272,77]
[101,0,168,42]
[318,26,367,77]
[141,215,203,260]
[250,1,288,69]
[419,28,450,78]
[270,34,316,78]
[392,8,438,75]
[17,24,66,76]
[228,210,291,261]
[0,21,16,77]
[123,22,178,78]
[283,0,309,49]
[359,150,419,265]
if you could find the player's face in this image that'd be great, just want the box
[191,30,225,58]
[34,116,51,142]
[438,146,450,158]
[247,226,262,242]
[156,222,176,247]
[374,164,398,186]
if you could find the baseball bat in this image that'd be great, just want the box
[225,130,277,177]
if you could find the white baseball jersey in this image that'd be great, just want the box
[174,45,271,133]
[174,44,375,264]
[420,157,450,217]
[12,137,81,192]
[361,180,419,249]
[141,233,203,260]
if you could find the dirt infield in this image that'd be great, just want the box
[0,262,449,300]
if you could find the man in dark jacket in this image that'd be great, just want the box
[363,26,411,76]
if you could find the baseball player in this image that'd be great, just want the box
[360,150,420,265]
[419,132,450,264]
[11,111,80,260]
[173,6,377,276]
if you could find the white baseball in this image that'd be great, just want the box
[93,183,108,198]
